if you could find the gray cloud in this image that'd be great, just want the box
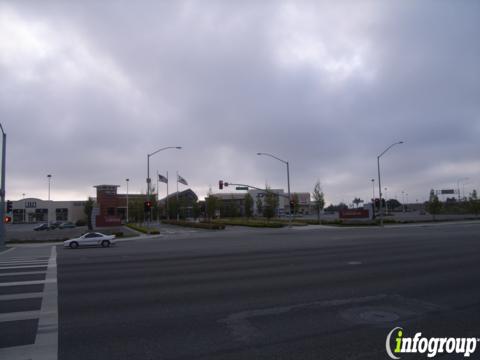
[1,0,479,205]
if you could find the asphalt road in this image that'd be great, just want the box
[54,223,480,359]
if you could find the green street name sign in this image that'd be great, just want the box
[236,186,248,190]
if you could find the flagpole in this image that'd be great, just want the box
[176,171,179,220]
[166,171,169,220]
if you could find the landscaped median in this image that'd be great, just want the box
[199,218,314,228]
[126,223,160,235]
[161,220,225,230]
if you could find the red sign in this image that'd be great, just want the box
[339,209,370,219]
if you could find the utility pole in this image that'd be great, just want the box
[0,124,6,249]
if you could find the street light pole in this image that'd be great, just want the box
[146,146,182,225]
[146,146,182,196]
[0,123,6,249]
[371,179,375,214]
[126,178,129,223]
[47,174,52,228]
[377,141,404,227]
[257,152,292,227]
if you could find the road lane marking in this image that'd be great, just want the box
[347,261,363,265]
[0,247,16,255]
[0,292,44,301]
[0,310,41,322]
[0,344,34,359]
[0,279,56,287]
[34,245,58,360]
[0,260,49,266]
[0,264,51,270]
[0,271,47,277]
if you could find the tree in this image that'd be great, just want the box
[263,186,279,220]
[84,197,94,230]
[244,193,253,218]
[353,197,364,208]
[205,195,217,221]
[312,181,325,224]
[426,189,442,220]
[255,196,263,217]
[192,201,200,219]
[468,190,480,217]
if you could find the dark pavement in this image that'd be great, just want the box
[57,223,480,359]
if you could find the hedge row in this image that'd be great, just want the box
[162,220,225,230]
[210,219,285,228]
[126,224,160,235]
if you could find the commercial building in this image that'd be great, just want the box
[93,185,145,226]
[8,198,87,224]
[211,189,312,216]
[158,189,198,219]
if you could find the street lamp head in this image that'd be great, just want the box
[47,174,52,178]
[176,146,182,149]
[257,152,262,156]
[398,141,404,144]
[126,178,129,182]
[371,179,375,182]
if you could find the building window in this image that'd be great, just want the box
[35,209,48,222]
[56,208,68,221]
[107,207,115,216]
[13,209,25,223]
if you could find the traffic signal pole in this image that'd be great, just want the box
[0,125,6,249]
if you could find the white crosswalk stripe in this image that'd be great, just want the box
[0,246,58,360]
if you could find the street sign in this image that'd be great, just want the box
[440,189,455,194]
[236,186,248,190]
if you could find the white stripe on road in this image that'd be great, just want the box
[0,344,34,360]
[0,247,16,255]
[0,292,44,301]
[34,245,58,360]
[0,278,56,287]
[0,310,41,322]
[0,270,47,277]
[0,260,49,266]
[0,264,52,270]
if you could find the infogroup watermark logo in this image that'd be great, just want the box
[386,327,479,359]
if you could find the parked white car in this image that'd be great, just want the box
[64,232,116,249]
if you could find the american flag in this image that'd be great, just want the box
[177,175,188,186]
[158,174,168,183]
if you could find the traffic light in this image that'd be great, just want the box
[219,180,223,190]
[6,200,12,213]
[4,216,12,223]
[144,201,152,212]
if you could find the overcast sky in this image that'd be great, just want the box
[1,0,479,205]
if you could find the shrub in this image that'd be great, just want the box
[75,219,87,227]
[113,232,124,238]
[126,223,150,234]
[162,220,225,230]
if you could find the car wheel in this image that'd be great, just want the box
[101,240,110,248]
[69,241,79,249]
